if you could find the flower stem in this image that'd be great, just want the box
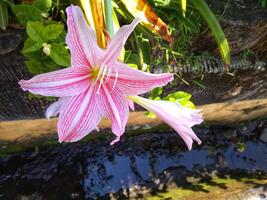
[104,0,114,37]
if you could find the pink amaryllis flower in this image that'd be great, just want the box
[19,5,173,144]
[128,96,203,150]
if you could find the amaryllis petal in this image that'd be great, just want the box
[128,99,135,111]
[97,84,129,144]
[129,96,203,150]
[19,66,90,97]
[66,5,103,67]
[57,84,101,142]
[103,18,141,63]
[108,62,173,95]
[45,100,61,119]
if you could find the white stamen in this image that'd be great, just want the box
[104,67,112,83]
[97,65,108,93]
[94,65,104,85]
[111,69,118,93]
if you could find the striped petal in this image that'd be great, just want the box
[107,62,173,95]
[97,83,129,145]
[66,5,103,67]
[103,18,140,64]
[19,66,90,97]
[129,96,203,150]
[45,100,62,119]
[57,84,101,142]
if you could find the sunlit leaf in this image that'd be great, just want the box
[180,0,187,17]
[164,91,191,101]
[164,91,195,109]
[190,0,230,65]
[120,0,173,43]
[150,87,163,99]
[80,0,106,48]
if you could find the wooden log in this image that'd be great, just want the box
[0,98,267,143]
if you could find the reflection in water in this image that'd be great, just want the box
[0,120,267,199]
[83,141,267,198]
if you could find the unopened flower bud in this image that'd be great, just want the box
[42,43,51,56]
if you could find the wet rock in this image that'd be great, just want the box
[260,128,267,143]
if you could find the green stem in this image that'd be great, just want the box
[104,0,114,37]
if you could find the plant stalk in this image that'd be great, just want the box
[104,0,114,37]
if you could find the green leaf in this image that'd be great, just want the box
[145,111,157,119]
[44,24,64,41]
[11,4,42,25]
[124,51,139,67]
[177,99,195,109]
[150,87,163,99]
[164,91,195,109]
[23,49,44,61]
[27,22,64,43]
[190,0,230,65]
[164,91,191,101]
[25,60,44,74]
[0,2,8,30]
[22,38,42,53]
[27,21,46,42]
[137,35,151,65]
[43,58,62,71]
[25,56,62,74]
[180,0,187,17]
[49,44,70,67]
[33,0,52,12]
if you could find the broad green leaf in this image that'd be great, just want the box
[50,31,66,43]
[164,91,191,101]
[42,57,63,71]
[22,38,42,53]
[27,21,64,42]
[177,99,195,109]
[23,49,44,61]
[26,21,46,42]
[25,57,62,74]
[11,4,42,25]
[25,60,44,74]
[164,91,195,109]
[0,2,8,30]
[190,0,230,65]
[180,0,187,17]
[150,87,163,99]
[44,24,64,41]
[49,44,70,67]
[33,0,52,12]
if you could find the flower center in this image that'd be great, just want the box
[91,67,100,79]
[90,65,118,93]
